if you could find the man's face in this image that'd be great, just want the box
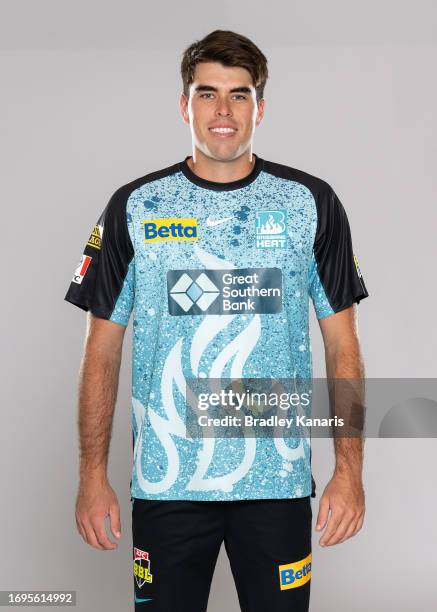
[180,62,265,161]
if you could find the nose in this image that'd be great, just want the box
[215,96,232,117]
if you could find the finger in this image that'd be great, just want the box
[82,520,105,550]
[109,503,121,539]
[325,514,356,545]
[75,515,88,542]
[338,517,361,544]
[319,509,343,546]
[337,508,365,543]
[92,517,117,550]
[353,513,365,535]
[316,496,330,531]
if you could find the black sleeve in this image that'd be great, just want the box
[64,186,135,321]
[312,184,369,313]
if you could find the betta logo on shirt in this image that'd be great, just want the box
[143,218,198,242]
[279,553,312,590]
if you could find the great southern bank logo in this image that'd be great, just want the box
[256,209,287,249]
[167,268,283,316]
[143,218,198,242]
[169,272,220,313]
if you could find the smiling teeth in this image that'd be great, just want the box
[210,128,236,133]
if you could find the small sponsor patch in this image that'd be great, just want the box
[144,218,198,242]
[87,224,103,250]
[354,254,363,279]
[279,553,312,590]
[72,254,92,284]
[133,547,153,588]
[256,209,287,249]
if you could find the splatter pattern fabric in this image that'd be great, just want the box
[65,155,368,501]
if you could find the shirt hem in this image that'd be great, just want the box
[130,490,313,502]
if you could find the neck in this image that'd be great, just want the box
[187,148,255,183]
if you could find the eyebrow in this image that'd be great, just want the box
[194,85,252,94]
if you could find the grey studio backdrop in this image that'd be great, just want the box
[1,1,436,611]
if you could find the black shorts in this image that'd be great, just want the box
[132,496,313,612]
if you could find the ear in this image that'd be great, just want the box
[179,92,190,125]
[255,98,265,127]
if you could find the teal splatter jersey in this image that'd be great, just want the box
[65,155,368,501]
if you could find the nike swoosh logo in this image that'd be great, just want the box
[206,216,233,227]
[135,596,152,603]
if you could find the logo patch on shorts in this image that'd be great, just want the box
[133,547,153,588]
[279,553,312,590]
[255,209,287,248]
[143,218,198,242]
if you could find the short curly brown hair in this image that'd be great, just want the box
[181,30,268,101]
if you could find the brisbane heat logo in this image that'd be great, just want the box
[133,547,153,588]
[256,209,287,249]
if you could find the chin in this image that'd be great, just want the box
[204,143,247,162]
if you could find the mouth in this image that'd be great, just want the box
[208,127,238,138]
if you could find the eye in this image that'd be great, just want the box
[232,94,247,101]
[200,93,215,99]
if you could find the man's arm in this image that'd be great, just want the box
[75,312,127,551]
[315,304,366,546]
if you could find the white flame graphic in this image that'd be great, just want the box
[186,245,258,492]
[260,214,284,235]
[133,338,187,494]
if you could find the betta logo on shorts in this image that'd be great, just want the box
[143,218,198,242]
[279,553,312,590]
[133,547,153,588]
[71,254,92,285]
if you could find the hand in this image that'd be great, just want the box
[75,477,122,550]
[316,471,365,546]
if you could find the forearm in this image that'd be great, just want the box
[325,337,365,479]
[77,325,122,483]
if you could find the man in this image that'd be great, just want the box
[65,30,368,612]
